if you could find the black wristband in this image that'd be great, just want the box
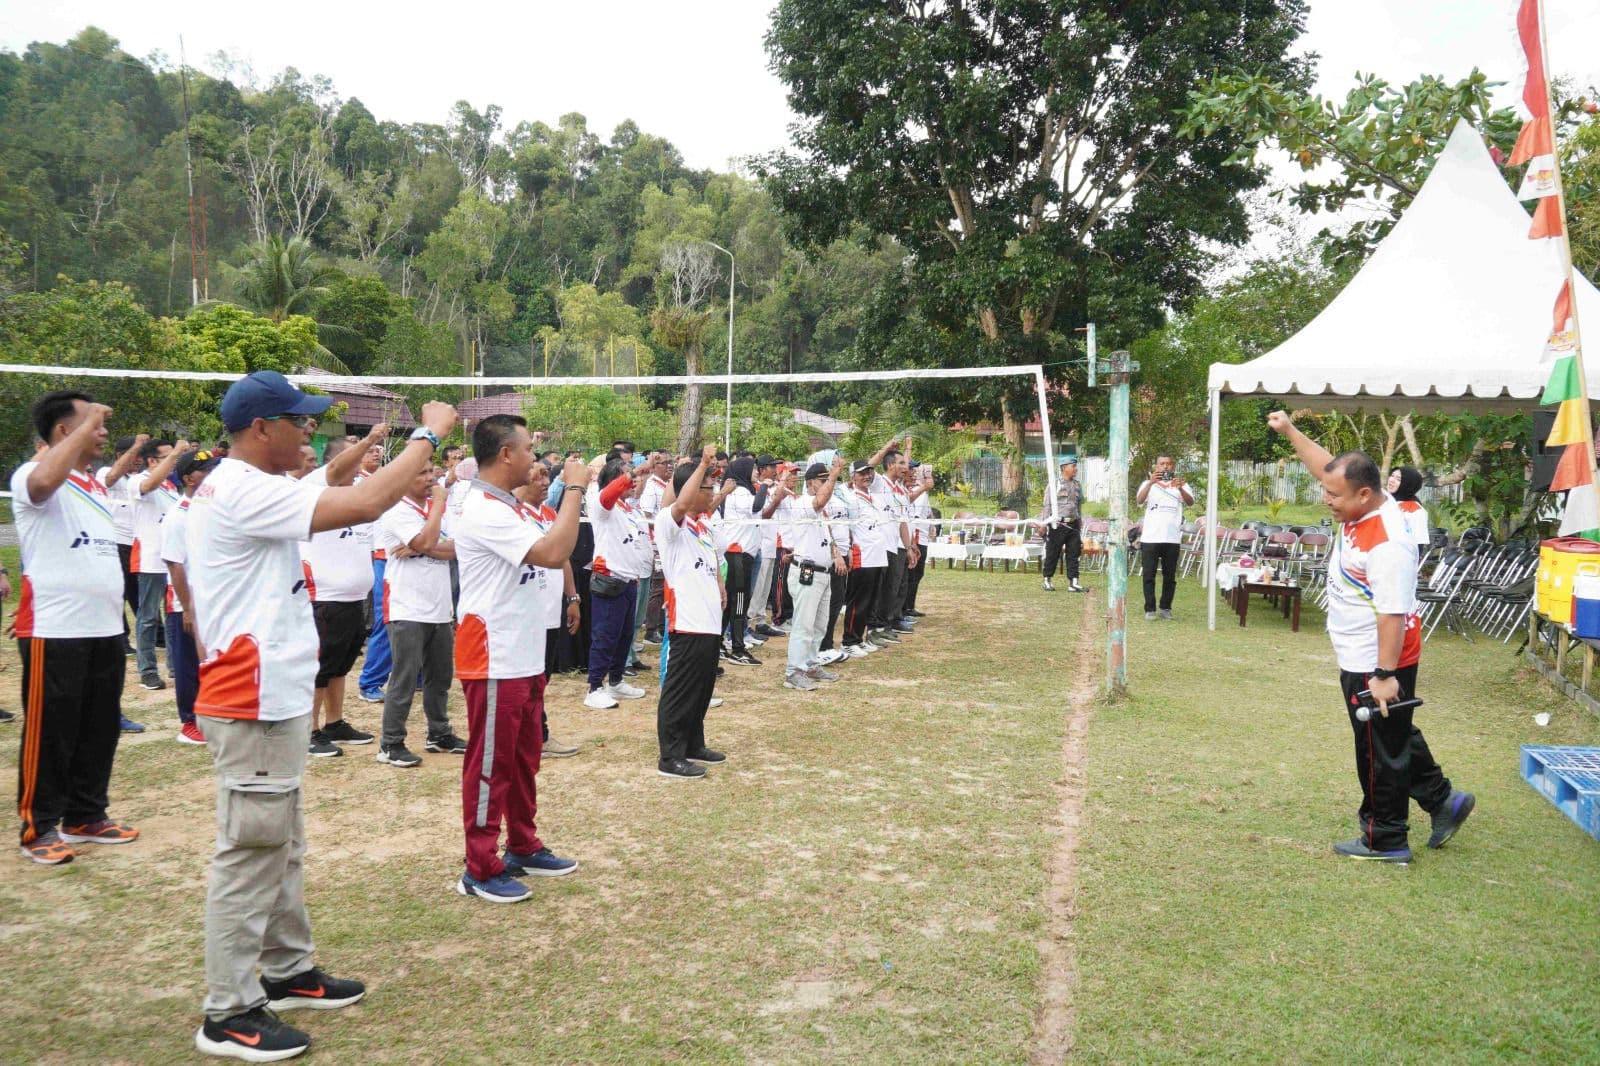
[564,484,583,493]
[1370,667,1396,680]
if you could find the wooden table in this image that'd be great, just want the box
[1231,580,1302,632]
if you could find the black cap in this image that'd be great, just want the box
[804,462,829,481]
[850,459,873,474]
[755,453,778,469]
[175,447,223,479]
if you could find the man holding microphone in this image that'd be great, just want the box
[1268,410,1474,865]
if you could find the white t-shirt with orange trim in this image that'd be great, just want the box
[160,496,192,613]
[655,508,721,635]
[840,485,889,569]
[10,463,123,639]
[95,465,136,545]
[587,483,653,580]
[131,478,181,574]
[374,496,453,624]
[715,485,759,554]
[454,481,549,680]
[530,502,564,629]
[185,457,323,722]
[1396,499,1431,548]
[298,467,376,603]
[1325,498,1422,673]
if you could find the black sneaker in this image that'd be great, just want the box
[726,651,761,667]
[307,731,343,758]
[687,747,726,765]
[1332,838,1412,864]
[321,719,374,746]
[1427,791,1476,849]
[622,664,640,677]
[376,744,421,768]
[139,672,166,691]
[195,1006,310,1061]
[262,966,367,1011]
[0,709,13,724]
[642,632,662,646]
[753,622,783,638]
[426,733,468,754]
[658,757,707,779]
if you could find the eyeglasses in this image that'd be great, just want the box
[262,414,317,430]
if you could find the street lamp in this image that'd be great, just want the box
[706,240,735,452]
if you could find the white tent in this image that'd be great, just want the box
[1201,119,1600,629]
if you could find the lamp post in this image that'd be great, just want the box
[706,240,735,452]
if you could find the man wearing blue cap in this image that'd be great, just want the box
[186,370,458,1061]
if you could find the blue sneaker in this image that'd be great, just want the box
[358,689,385,703]
[1427,791,1475,849]
[119,715,145,733]
[1332,838,1411,865]
[456,871,530,904]
[503,848,578,878]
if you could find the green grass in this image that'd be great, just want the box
[1075,577,1600,1064]
[1,561,1597,1063]
[0,567,1089,1064]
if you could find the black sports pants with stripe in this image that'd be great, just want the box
[657,632,720,762]
[1338,664,1451,851]
[844,566,883,647]
[16,636,125,844]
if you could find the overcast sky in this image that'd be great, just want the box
[2,1,1597,173]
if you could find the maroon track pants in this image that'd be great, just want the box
[460,674,545,881]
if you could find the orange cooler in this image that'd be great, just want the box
[1537,538,1600,623]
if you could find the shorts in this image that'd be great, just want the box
[313,600,367,688]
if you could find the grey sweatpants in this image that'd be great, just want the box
[202,713,315,1020]
[381,619,455,748]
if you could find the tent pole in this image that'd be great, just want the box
[1205,388,1221,632]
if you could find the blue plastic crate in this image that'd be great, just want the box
[1520,746,1600,841]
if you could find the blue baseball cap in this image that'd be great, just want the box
[220,371,332,433]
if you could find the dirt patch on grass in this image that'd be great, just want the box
[1030,589,1098,1064]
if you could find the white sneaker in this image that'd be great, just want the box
[583,688,619,710]
[746,635,765,647]
[847,644,872,659]
[608,681,646,700]
[707,697,724,709]
[824,648,851,665]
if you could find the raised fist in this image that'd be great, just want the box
[1266,410,1292,435]
[561,456,592,488]
[419,402,459,440]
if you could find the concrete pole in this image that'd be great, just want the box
[1106,349,1134,695]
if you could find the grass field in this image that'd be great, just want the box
[1,557,1597,1064]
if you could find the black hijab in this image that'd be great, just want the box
[1391,466,1423,502]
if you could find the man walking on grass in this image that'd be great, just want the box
[1268,410,1475,865]
[1039,456,1085,593]
[186,371,457,1059]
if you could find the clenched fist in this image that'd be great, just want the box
[419,402,458,440]
[1266,410,1293,435]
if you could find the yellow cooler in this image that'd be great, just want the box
[1537,538,1600,623]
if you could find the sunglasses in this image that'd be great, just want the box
[262,414,317,430]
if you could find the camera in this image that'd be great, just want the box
[1353,688,1423,722]
[1158,471,1174,482]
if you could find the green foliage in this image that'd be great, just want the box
[310,273,402,373]
[368,308,463,415]
[0,277,226,463]
[1183,70,1523,259]
[522,385,676,456]
[177,302,319,374]
[702,400,816,459]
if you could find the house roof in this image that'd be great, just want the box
[458,393,526,423]
[298,368,415,429]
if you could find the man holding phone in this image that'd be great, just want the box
[1134,455,1192,619]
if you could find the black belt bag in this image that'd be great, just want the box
[796,559,825,586]
[590,572,630,598]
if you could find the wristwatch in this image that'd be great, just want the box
[1370,667,1396,680]
[410,426,440,450]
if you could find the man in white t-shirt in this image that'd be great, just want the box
[131,437,188,690]
[839,459,892,655]
[582,457,653,709]
[636,450,672,644]
[96,434,146,660]
[299,428,389,756]
[904,462,936,614]
[1269,411,1473,865]
[779,457,846,689]
[452,415,589,904]
[1135,454,1193,620]
[373,467,463,767]
[186,371,457,1060]
[12,392,139,867]
[160,447,222,747]
[654,445,728,779]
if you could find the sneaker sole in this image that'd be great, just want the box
[542,748,579,759]
[195,1027,308,1062]
[425,747,467,755]
[57,831,137,845]
[685,757,726,766]
[511,863,579,878]
[455,879,529,904]
[138,683,165,690]
[18,845,73,865]
[657,768,707,779]
[1429,794,1475,849]
[307,748,344,758]
[584,699,620,710]
[328,737,374,746]
[177,735,207,745]
[1336,850,1411,865]
[375,754,421,768]
[608,692,646,701]
[266,989,366,1011]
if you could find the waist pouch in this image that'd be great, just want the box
[590,572,630,598]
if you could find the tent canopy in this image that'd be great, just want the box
[1207,120,1600,414]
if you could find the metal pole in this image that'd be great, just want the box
[1034,367,1059,522]
[1106,349,1133,695]
[1205,388,1222,631]
[706,241,735,452]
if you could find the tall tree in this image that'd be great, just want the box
[762,0,1308,496]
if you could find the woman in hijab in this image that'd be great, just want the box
[1387,466,1431,548]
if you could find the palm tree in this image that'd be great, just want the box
[217,235,353,372]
